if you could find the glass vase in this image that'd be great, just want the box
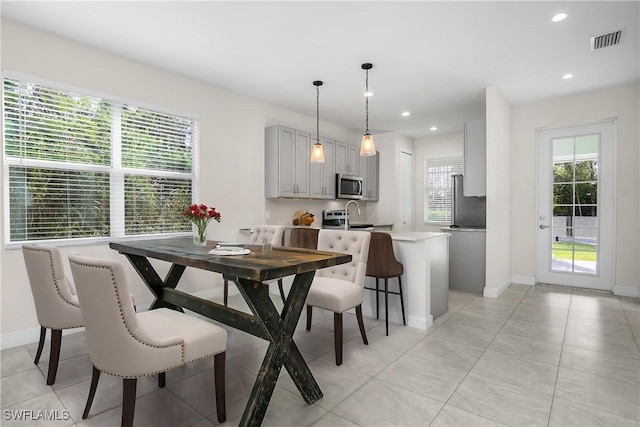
[193,227,207,246]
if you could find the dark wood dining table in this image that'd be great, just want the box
[109,237,351,426]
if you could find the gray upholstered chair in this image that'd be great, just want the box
[68,253,227,427]
[22,243,85,385]
[305,229,371,365]
[223,224,285,305]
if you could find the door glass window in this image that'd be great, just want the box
[551,134,599,274]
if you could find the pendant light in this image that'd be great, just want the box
[310,80,325,163]
[360,63,376,156]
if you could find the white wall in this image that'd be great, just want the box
[485,87,512,296]
[0,20,361,344]
[510,84,640,295]
[413,132,464,232]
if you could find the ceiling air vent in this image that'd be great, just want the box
[591,30,623,51]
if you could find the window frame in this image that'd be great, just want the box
[424,155,464,224]
[2,72,199,249]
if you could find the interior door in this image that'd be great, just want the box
[536,120,615,290]
[399,151,414,231]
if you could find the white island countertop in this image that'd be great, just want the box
[387,231,451,241]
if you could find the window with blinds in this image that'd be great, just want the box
[3,77,196,244]
[424,155,464,223]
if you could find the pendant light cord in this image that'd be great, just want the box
[316,84,320,142]
[365,68,370,133]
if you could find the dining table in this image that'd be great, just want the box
[109,237,351,426]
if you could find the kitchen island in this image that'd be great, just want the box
[362,231,450,331]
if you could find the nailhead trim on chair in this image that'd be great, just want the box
[70,260,196,378]
[25,246,81,311]
[73,261,225,378]
[24,246,83,331]
[97,351,225,380]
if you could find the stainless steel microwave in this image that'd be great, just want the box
[336,174,363,199]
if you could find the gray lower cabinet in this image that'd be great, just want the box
[265,125,310,198]
[309,138,335,199]
[446,228,486,294]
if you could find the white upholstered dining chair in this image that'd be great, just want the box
[305,229,371,365]
[22,243,85,385]
[223,224,285,305]
[68,253,228,427]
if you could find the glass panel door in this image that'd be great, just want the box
[537,121,614,290]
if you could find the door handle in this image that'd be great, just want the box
[539,224,550,229]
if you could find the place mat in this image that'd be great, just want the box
[208,247,251,256]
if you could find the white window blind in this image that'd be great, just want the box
[3,77,196,243]
[424,156,464,223]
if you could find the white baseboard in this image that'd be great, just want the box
[512,275,536,286]
[613,285,640,298]
[408,314,433,331]
[483,278,512,299]
[1,327,86,351]
[0,298,176,351]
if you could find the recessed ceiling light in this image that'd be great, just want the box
[401,111,410,117]
[551,12,568,22]
[364,91,374,97]
[562,73,574,80]
[430,126,438,131]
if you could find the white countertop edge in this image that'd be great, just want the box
[388,231,451,241]
[440,227,486,233]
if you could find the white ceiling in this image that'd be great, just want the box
[2,1,638,138]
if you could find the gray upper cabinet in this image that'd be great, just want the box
[359,152,379,201]
[335,141,359,175]
[309,137,335,199]
[265,125,310,198]
[463,118,486,196]
[266,125,374,200]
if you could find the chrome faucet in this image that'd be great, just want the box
[344,200,361,229]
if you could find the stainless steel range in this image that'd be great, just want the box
[322,210,347,229]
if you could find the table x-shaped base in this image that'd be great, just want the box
[121,253,321,426]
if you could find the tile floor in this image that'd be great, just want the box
[2,284,639,426]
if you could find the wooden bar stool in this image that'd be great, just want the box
[364,232,406,335]
[289,227,319,249]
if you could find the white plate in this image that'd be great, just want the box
[208,248,251,256]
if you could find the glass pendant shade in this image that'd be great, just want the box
[311,140,325,163]
[360,133,376,156]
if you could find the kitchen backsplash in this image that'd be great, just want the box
[265,199,372,227]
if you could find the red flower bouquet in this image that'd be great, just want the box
[183,203,222,245]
